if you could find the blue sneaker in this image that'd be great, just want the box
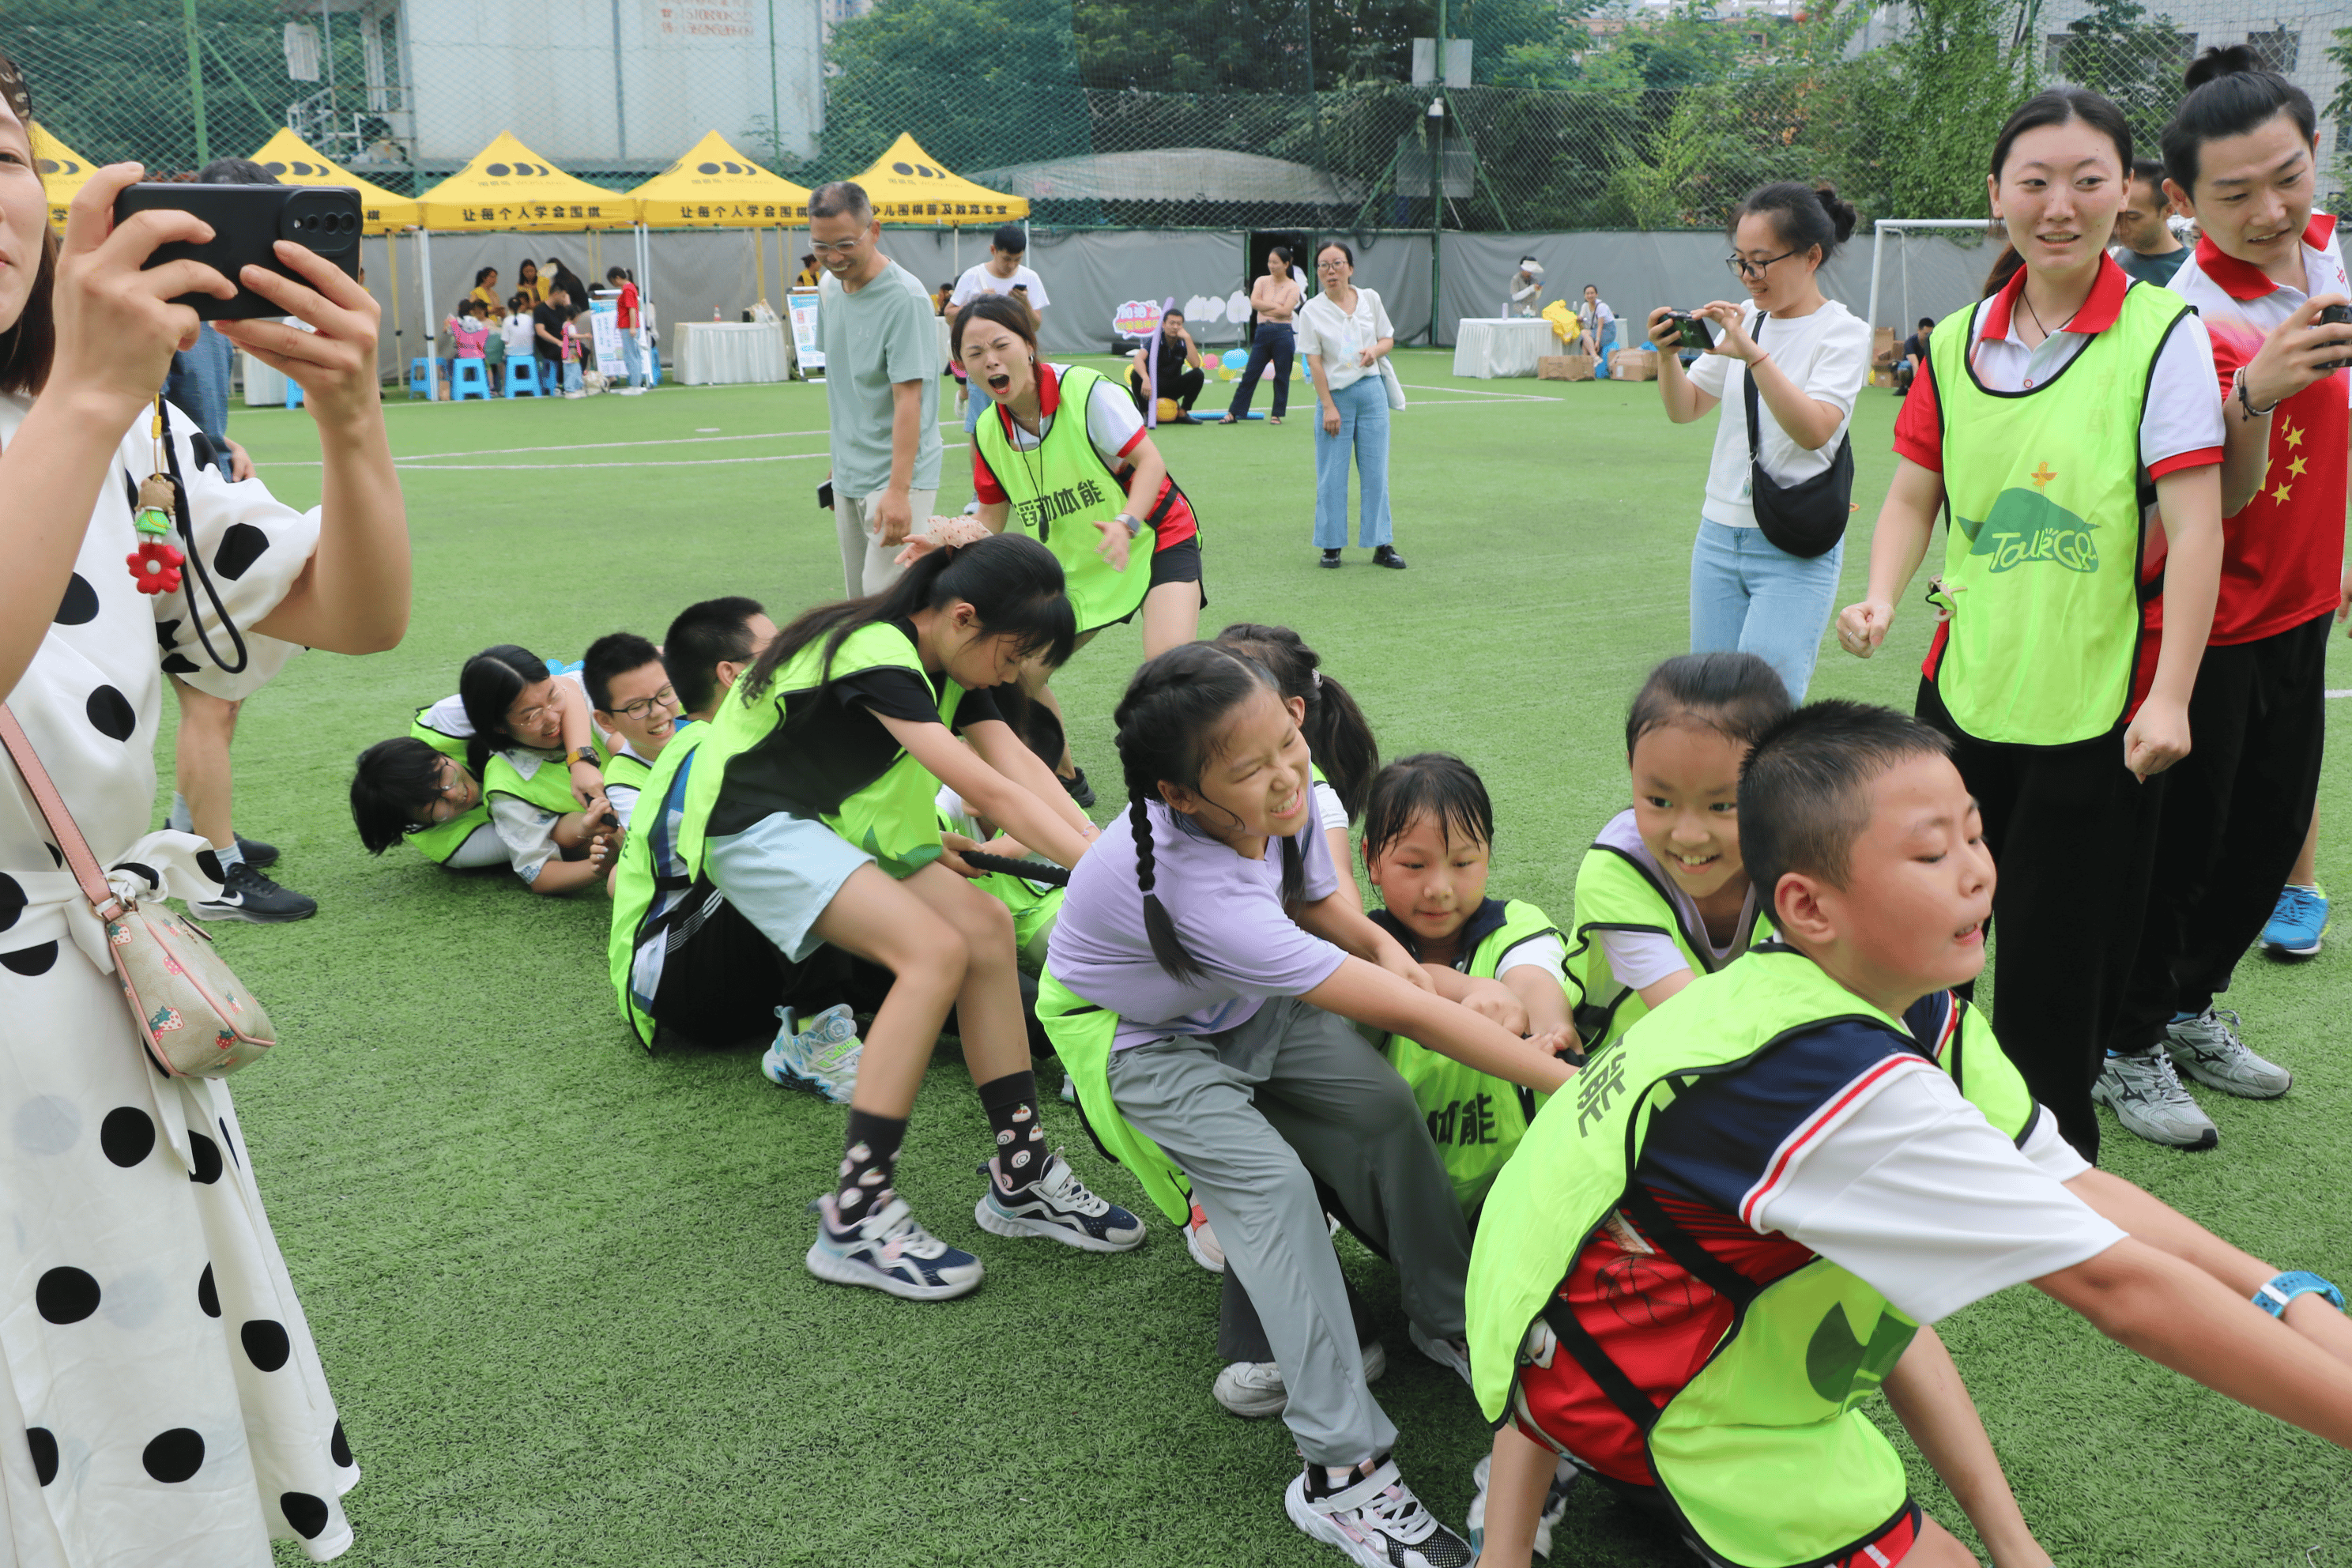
[974,1150,1146,1253]
[2261,882,2329,959]
[805,1193,985,1301]
[761,1004,862,1102]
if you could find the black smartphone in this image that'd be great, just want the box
[2319,303,2352,372]
[1668,309,1717,352]
[112,183,363,322]
[818,481,835,511]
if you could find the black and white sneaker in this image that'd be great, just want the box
[234,835,280,869]
[1286,1456,1471,1568]
[974,1150,1144,1252]
[190,861,317,923]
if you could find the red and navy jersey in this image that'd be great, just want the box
[1533,989,1965,1486]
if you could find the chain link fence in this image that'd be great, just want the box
[14,0,2352,231]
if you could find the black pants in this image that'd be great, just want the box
[1225,322,1295,419]
[650,893,888,1050]
[1132,364,1205,413]
[2111,611,2330,1053]
[1917,677,2168,1163]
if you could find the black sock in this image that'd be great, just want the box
[833,1109,908,1229]
[978,1069,1046,1189]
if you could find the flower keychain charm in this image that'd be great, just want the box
[126,473,185,595]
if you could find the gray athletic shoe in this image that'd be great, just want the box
[1213,1341,1387,1419]
[2163,1008,2292,1099]
[2094,1049,2218,1150]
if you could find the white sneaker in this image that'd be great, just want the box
[1212,1340,1388,1419]
[1409,1320,1474,1389]
[1285,1457,1472,1568]
[563,389,587,399]
[1466,1451,1581,1559]
[1185,1200,1226,1272]
[2093,1048,2218,1150]
[618,386,646,395]
[761,1004,862,1103]
[804,1193,983,1301]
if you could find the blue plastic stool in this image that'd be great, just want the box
[450,358,492,401]
[409,356,445,398]
[503,356,544,398]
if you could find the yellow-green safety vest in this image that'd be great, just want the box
[1927,282,2191,745]
[1570,834,1772,1054]
[482,748,579,818]
[609,724,710,1050]
[404,707,492,865]
[1464,947,2034,1566]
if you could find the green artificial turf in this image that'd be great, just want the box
[193,354,2352,1565]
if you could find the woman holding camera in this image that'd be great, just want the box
[1647,181,1871,701]
[0,49,407,1561]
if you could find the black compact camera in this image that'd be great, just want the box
[1665,309,1717,352]
[2318,303,2352,372]
[113,182,364,321]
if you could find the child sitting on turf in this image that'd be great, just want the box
[459,645,619,895]
[1042,643,1580,1568]
[1571,653,1788,1054]
[1467,701,2352,1568]
[584,631,680,831]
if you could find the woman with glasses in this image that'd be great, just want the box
[1301,242,1405,568]
[430,644,620,895]
[1645,181,1871,700]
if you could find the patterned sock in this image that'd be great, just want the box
[832,1109,907,1231]
[168,793,194,834]
[978,1069,1046,1191]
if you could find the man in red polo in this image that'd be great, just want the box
[2095,60,2352,1148]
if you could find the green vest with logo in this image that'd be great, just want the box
[1379,899,1567,1217]
[1465,948,2033,1566]
[974,364,1166,633]
[405,707,493,865]
[1928,283,2190,745]
[609,724,710,1049]
[1570,836,1773,1053]
[482,748,579,818]
[679,622,961,881]
[1037,971,1193,1224]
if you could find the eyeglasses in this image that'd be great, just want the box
[413,760,470,827]
[808,236,865,255]
[1317,259,1346,270]
[1725,248,1804,281]
[608,685,678,722]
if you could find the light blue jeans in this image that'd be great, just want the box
[620,330,651,387]
[1688,518,1844,701]
[1313,376,1393,549]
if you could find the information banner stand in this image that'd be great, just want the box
[788,288,824,378]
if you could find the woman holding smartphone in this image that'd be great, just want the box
[0,49,408,1562]
[1646,181,1871,702]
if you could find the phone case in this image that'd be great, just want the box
[112,184,364,322]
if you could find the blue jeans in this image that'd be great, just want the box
[561,358,583,394]
[1314,377,1393,549]
[620,330,650,387]
[1225,322,1295,419]
[1688,519,1844,701]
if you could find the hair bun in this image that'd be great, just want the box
[1813,183,1858,244]
[2185,42,2261,90]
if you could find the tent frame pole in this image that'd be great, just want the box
[416,226,439,400]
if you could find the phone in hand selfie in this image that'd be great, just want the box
[1668,310,1717,352]
[112,183,364,322]
[2318,303,2352,372]
[818,481,835,511]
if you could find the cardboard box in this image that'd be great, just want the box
[1608,348,1659,381]
[1873,326,1899,368]
[1538,354,1596,382]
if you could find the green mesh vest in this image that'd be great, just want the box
[974,364,1163,633]
[1466,948,2034,1566]
[404,708,492,865]
[482,749,579,818]
[1927,282,2191,745]
[609,725,710,1049]
[1570,831,1772,1054]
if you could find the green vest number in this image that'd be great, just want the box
[1928,285,2189,746]
[974,364,1152,632]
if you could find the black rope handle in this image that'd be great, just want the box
[954,849,1070,887]
[157,398,250,677]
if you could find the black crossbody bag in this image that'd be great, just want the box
[1741,311,1853,560]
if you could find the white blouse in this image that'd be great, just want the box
[1298,288,1395,393]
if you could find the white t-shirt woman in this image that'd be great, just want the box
[1685,299,1871,530]
[1298,286,1394,394]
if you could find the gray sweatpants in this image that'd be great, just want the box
[1107,995,1470,1465]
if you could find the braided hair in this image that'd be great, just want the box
[1213,623,1380,821]
[1114,643,1305,982]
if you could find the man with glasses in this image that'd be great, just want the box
[811,180,942,597]
[585,631,681,831]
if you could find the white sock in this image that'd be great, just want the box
[168,793,193,834]
[215,840,245,874]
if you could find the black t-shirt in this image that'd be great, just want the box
[704,619,1004,838]
[1901,332,1927,364]
[533,303,570,359]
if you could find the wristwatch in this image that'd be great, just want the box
[1115,512,1145,537]
[2252,1270,2343,1317]
[568,744,599,767]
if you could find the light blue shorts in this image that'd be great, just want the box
[702,812,874,963]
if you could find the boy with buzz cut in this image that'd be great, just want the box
[583,631,680,831]
[1467,702,2352,1568]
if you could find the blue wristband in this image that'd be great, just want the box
[2252,1270,2344,1317]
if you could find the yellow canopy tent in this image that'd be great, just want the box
[413,131,636,230]
[629,131,811,226]
[249,127,418,234]
[32,124,96,231]
[846,134,1027,224]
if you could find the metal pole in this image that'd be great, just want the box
[1865,219,1882,334]
[610,0,628,162]
[767,0,782,169]
[1427,99,1442,349]
[417,226,439,400]
[182,0,209,168]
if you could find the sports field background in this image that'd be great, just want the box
[197,354,2352,1565]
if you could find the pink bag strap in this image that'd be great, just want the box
[0,703,126,922]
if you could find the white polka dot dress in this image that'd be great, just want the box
[0,395,358,1563]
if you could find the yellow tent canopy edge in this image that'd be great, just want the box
[843,133,1028,224]
[248,127,418,235]
[629,130,812,228]
[414,130,638,231]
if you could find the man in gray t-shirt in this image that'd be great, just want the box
[810,179,943,597]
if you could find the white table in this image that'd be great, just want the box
[1451,317,1564,379]
[677,321,790,386]
[240,352,292,408]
